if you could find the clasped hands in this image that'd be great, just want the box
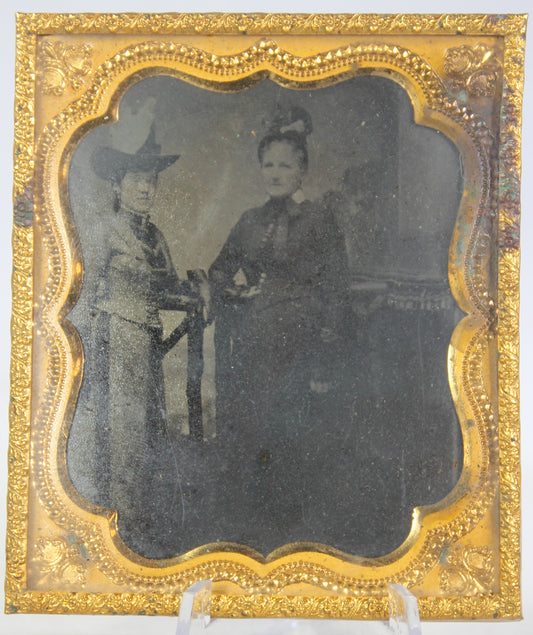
[224,272,267,300]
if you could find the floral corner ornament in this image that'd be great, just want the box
[439,544,495,595]
[35,536,90,588]
[39,40,93,96]
[444,44,501,98]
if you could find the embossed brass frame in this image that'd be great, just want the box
[7,13,525,619]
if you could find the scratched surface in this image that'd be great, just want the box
[66,74,464,559]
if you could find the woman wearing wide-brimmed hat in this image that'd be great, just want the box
[84,125,185,558]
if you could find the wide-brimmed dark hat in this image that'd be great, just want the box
[91,123,180,181]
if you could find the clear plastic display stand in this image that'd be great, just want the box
[176,581,422,634]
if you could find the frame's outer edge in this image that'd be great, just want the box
[5,11,527,618]
[495,20,527,620]
[5,16,36,613]
[13,12,530,37]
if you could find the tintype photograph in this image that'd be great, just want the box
[66,74,464,560]
[7,12,525,621]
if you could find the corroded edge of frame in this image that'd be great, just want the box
[7,13,526,620]
[494,26,526,619]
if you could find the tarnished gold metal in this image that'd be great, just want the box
[7,13,525,619]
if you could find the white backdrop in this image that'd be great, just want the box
[0,1,530,634]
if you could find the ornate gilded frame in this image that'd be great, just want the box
[7,13,526,619]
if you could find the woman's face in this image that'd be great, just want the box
[260,141,306,199]
[114,170,157,215]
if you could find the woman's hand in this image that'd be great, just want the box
[224,273,267,300]
[237,284,262,299]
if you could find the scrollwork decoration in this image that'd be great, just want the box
[440,545,495,595]
[39,41,93,95]
[34,536,90,588]
[444,45,501,97]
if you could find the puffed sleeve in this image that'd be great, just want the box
[209,221,246,286]
[208,213,251,316]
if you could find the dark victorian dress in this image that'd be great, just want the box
[209,196,349,552]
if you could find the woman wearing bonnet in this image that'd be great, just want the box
[209,105,350,551]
